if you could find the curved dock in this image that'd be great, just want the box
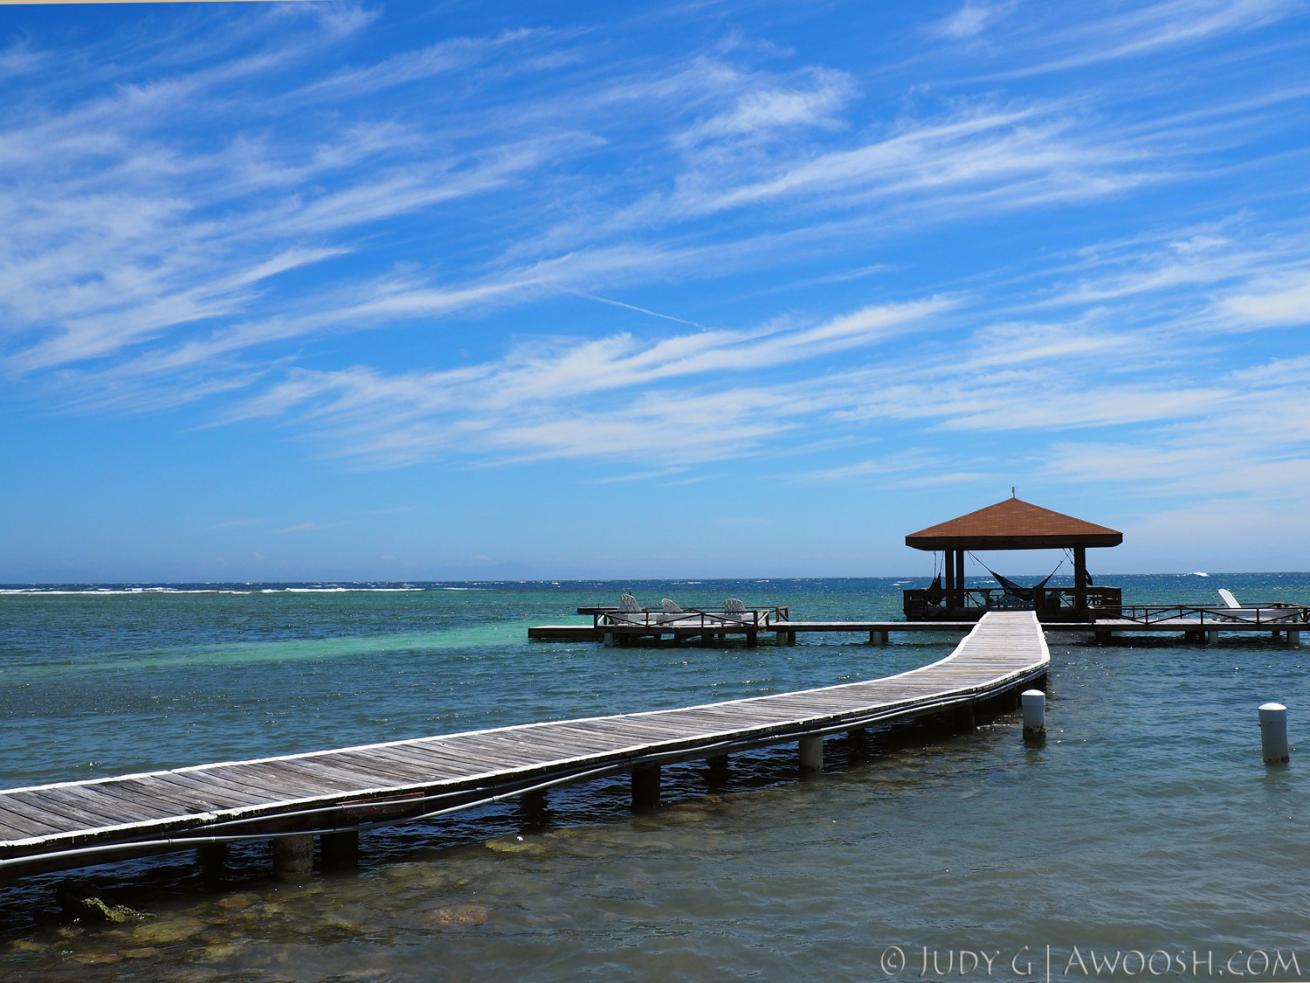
[0,612,1048,879]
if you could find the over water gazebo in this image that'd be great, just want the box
[902,495,1123,622]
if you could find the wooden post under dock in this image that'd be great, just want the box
[273,835,313,882]
[631,764,661,811]
[798,735,824,773]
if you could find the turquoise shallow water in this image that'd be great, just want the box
[1,574,1309,980]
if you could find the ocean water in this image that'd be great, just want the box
[1,573,1309,981]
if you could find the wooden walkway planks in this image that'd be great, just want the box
[0,612,1048,876]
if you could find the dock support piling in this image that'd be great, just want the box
[1206,630,1219,645]
[516,790,550,829]
[603,632,616,647]
[1288,631,1302,650]
[273,834,314,881]
[847,728,866,762]
[321,830,360,870]
[869,629,888,647]
[746,630,758,648]
[705,753,729,786]
[1259,703,1290,764]
[954,702,975,732]
[631,764,661,810]
[197,843,228,882]
[1021,690,1046,743]
[799,735,824,773]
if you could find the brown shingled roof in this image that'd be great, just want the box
[905,497,1123,550]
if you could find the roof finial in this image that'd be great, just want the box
[1011,485,1016,499]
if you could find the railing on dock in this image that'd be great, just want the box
[903,586,1122,622]
[1108,604,1310,626]
[578,605,791,631]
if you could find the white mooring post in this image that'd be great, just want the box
[1259,703,1290,764]
[1021,690,1046,742]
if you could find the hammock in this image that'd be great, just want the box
[970,553,1063,602]
[923,573,945,605]
[1063,548,1095,586]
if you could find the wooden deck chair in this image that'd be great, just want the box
[659,598,684,624]
[611,592,643,626]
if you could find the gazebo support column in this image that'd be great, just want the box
[943,550,955,609]
[1073,546,1087,616]
[954,550,965,608]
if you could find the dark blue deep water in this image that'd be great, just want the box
[1,574,1308,980]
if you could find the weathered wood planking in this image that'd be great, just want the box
[0,612,1047,876]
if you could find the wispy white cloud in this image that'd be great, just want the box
[208,297,952,467]
[209,517,261,530]
[591,467,690,484]
[973,0,1301,78]
[928,2,1016,41]
[1220,270,1310,324]
[274,522,324,535]
[677,69,855,145]
[292,28,545,102]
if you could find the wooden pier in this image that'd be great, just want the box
[528,619,975,645]
[529,601,1308,646]
[529,618,1305,646]
[0,612,1048,881]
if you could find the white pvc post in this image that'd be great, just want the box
[1259,703,1290,764]
[1021,690,1046,741]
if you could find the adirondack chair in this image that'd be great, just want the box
[659,598,684,624]
[610,592,644,626]
[722,597,749,625]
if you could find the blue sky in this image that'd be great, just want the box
[1,0,1308,582]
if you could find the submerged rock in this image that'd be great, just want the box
[130,916,205,945]
[9,938,48,954]
[485,836,544,855]
[55,878,145,924]
[663,802,712,823]
[72,950,124,966]
[193,942,241,961]
[427,903,490,928]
